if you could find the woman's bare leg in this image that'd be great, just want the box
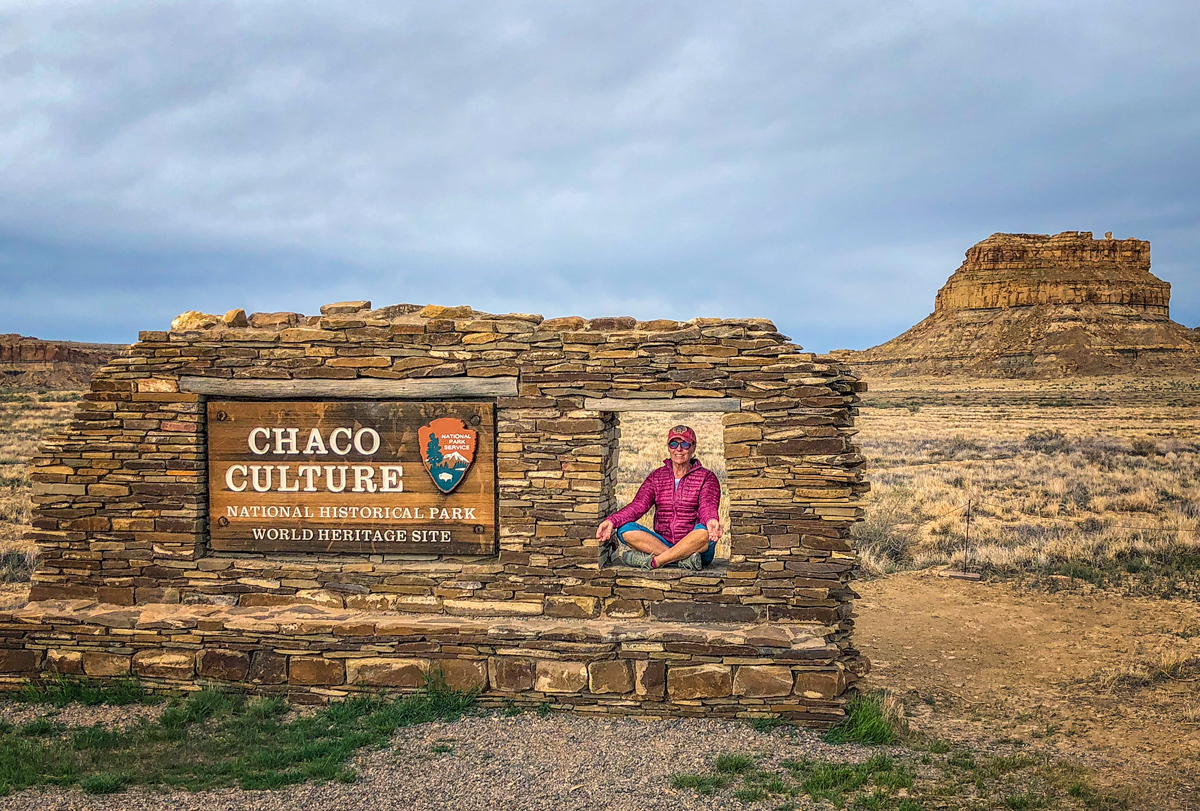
[619,529,671,555]
[651,528,710,566]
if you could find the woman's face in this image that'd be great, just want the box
[667,436,695,466]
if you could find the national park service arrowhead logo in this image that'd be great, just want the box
[418,417,477,494]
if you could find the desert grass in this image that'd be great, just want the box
[669,723,1124,810]
[853,376,1200,594]
[613,411,731,559]
[0,392,79,567]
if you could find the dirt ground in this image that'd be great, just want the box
[855,571,1200,810]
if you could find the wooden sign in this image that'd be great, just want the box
[206,400,495,554]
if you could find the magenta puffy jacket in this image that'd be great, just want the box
[607,459,721,545]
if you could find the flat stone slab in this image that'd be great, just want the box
[6,600,838,654]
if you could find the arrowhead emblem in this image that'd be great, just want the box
[418,417,478,494]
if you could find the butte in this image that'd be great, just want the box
[839,231,1200,378]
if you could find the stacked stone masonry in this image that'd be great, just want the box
[1,301,869,724]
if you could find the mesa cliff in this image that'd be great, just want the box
[0,334,124,388]
[835,232,1200,378]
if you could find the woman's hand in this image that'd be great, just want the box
[596,519,615,543]
[706,518,723,542]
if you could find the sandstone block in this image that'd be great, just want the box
[635,660,666,699]
[793,670,846,699]
[668,664,732,700]
[434,659,487,691]
[588,660,633,694]
[321,301,372,315]
[442,599,542,617]
[250,311,300,329]
[223,308,249,327]
[539,316,587,330]
[289,657,344,686]
[133,650,195,680]
[249,650,287,684]
[0,649,40,674]
[87,483,130,497]
[137,378,178,393]
[604,598,645,619]
[733,665,794,697]
[743,625,795,648]
[489,657,535,692]
[197,649,250,682]
[171,311,219,331]
[535,660,588,693]
[46,649,82,675]
[544,595,598,618]
[724,425,763,443]
[280,328,343,343]
[82,652,130,677]
[346,657,427,688]
[650,602,759,623]
[419,304,474,319]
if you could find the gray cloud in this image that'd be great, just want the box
[1,1,1198,351]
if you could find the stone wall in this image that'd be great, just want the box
[2,301,869,723]
[0,600,855,723]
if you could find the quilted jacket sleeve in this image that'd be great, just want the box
[697,470,721,526]
[606,470,658,528]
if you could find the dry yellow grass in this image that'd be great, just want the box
[854,376,1200,592]
[0,391,79,606]
[0,392,78,556]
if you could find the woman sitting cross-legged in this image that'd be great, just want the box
[596,425,723,570]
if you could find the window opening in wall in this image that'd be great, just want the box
[602,411,730,570]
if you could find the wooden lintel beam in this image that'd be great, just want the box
[583,397,742,413]
[179,376,518,399]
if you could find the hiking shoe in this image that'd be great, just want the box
[620,547,654,569]
[678,552,704,571]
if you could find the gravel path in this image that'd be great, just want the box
[4,712,886,811]
[1,702,163,730]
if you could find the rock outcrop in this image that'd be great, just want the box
[836,232,1200,378]
[0,334,124,388]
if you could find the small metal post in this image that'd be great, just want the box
[964,499,972,572]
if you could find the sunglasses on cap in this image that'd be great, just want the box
[668,439,693,450]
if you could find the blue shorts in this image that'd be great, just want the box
[616,521,717,567]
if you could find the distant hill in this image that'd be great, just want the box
[0,334,125,389]
[832,231,1200,378]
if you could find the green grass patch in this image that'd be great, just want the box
[747,716,788,733]
[17,675,161,708]
[669,772,730,795]
[0,675,477,795]
[667,745,1121,810]
[715,752,756,774]
[80,772,133,794]
[785,755,913,807]
[824,692,903,745]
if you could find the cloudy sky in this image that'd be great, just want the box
[1,1,1198,352]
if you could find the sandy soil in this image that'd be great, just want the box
[855,571,1200,811]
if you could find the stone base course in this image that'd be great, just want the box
[0,600,865,724]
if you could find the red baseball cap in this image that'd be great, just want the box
[666,425,697,446]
